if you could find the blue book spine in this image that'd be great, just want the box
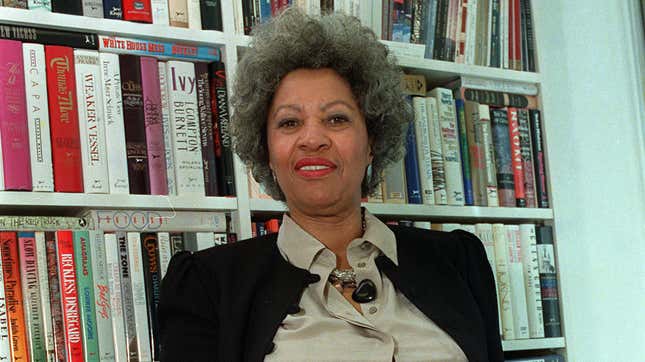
[259,0,271,24]
[103,0,122,19]
[404,118,423,204]
[98,35,221,62]
[455,99,474,205]
[424,0,438,59]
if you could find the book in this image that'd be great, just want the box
[126,232,152,361]
[167,60,205,196]
[45,232,66,361]
[34,232,56,361]
[158,61,177,196]
[45,45,83,193]
[103,0,122,19]
[529,109,549,208]
[55,230,84,361]
[120,54,151,195]
[157,232,172,278]
[521,0,535,72]
[23,43,54,192]
[151,0,170,24]
[535,225,562,337]
[88,230,116,362]
[27,0,51,10]
[452,87,538,109]
[72,230,100,361]
[117,232,138,361]
[489,0,501,67]
[478,104,499,206]
[52,0,83,14]
[505,224,530,339]
[507,107,526,207]
[446,75,539,95]
[423,0,439,59]
[99,35,220,62]
[506,355,564,362]
[425,96,447,204]
[140,233,161,360]
[474,223,502,333]
[519,224,545,338]
[200,0,223,31]
[100,52,130,194]
[0,238,11,361]
[490,108,515,207]
[141,56,169,195]
[517,108,536,207]
[455,99,474,205]
[18,232,46,361]
[0,39,32,190]
[168,0,189,27]
[187,0,202,29]
[412,96,435,204]
[75,49,110,194]
[195,62,218,196]
[0,216,87,231]
[123,0,152,22]
[383,158,407,204]
[103,233,128,361]
[82,0,103,17]
[403,119,422,204]
[464,101,487,205]
[209,61,236,196]
[492,223,515,340]
[84,209,227,232]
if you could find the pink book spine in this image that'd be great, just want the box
[140,56,168,195]
[0,39,32,190]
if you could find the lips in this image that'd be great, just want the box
[294,157,336,178]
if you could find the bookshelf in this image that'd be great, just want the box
[0,1,569,358]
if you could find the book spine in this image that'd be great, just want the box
[157,232,172,278]
[103,0,122,19]
[45,45,83,193]
[103,233,127,362]
[512,0,521,70]
[517,109,536,207]
[122,0,152,22]
[501,0,508,68]
[455,0,467,62]
[0,39,32,191]
[444,0,457,61]
[523,0,535,71]
[117,232,138,361]
[23,43,54,192]
[18,232,46,362]
[519,224,545,338]
[141,233,161,360]
[140,56,168,195]
[169,233,184,255]
[535,225,562,337]
[167,60,205,196]
[455,99,474,205]
[209,61,235,196]
[463,89,534,108]
[158,62,176,195]
[478,104,499,206]
[464,0,478,64]
[75,49,110,194]
[28,0,52,10]
[86,210,227,232]
[82,0,104,17]
[0,216,84,231]
[529,109,549,208]
[412,97,435,204]
[507,107,526,207]
[88,231,115,362]
[0,236,11,361]
[195,232,215,250]
[474,223,502,333]
[35,232,56,362]
[72,231,99,361]
[187,0,202,29]
[168,0,189,27]
[383,158,407,204]
[52,0,83,14]
[423,0,438,59]
[489,0,500,67]
[195,62,218,196]
[119,54,151,195]
[200,0,223,30]
[126,233,152,361]
[410,0,424,44]
[505,224,530,339]
[99,52,130,194]
[403,120,422,204]
[491,224,515,340]
[56,230,85,361]
[425,96,447,204]
[464,101,487,206]
[429,88,464,206]
[45,232,66,362]
[151,0,170,25]
[490,108,515,207]
[433,0,447,59]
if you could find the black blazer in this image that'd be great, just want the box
[158,226,504,361]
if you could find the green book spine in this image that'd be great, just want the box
[73,230,100,361]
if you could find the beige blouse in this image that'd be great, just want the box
[266,210,468,362]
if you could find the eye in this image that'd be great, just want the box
[327,114,350,125]
[277,118,300,129]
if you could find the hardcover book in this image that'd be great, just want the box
[168,0,189,27]
[103,233,128,361]
[158,61,177,195]
[200,0,223,30]
[529,109,549,208]
[103,0,122,18]
[55,230,84,361]
[412,96,435,204]
[88,230,116,361]
[84,209,227,232]
[474,223,502,332]
[490,108,515,207]
[157,232,172,278]
[425,96,447,204]
[187,0,202,29]
[0,239,11,361]
[82,0,104,17]
[492,223,515,340]
[126,232,152,361]
[27,0,51,10]
[209,61,235,196]
[536,225,562,337]
[44,232,67,361]
[403,119,422,204]
[517,108,536,207]
[18,232,47,362]
[99,36,220,62]
[507,107,526,207]
[151,0,170,24]
[195,62,218,196]
[72,230,100,360]
[34,232,56,361]
[464,101,487,206]
[478,104,499,206]
[519,224,545,338]
[117,232,138,361]
[51,0,83,14]
[141,232,161,360]
[383,158,407,204]
[505,224,530,339]
[455,99,474,205]
[123,0,152,22]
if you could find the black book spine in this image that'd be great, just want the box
[140,233,161,361]
[523,0,536,72]
[200,0,223,31]
[410,0,424,44]
[0,24,98,49]
[242,0,252,35]
[490,0,501,67]
[528,109,549,208]
[51,0,83,15]
[119,54,151,195]
[169,232,184,255]
[519,0,528,71]
[535,226,562,338]
[102,0,123,19]
[464,89,529,108]
[195,62,219,196]
[433,0,448,60]
[209,61,236,196]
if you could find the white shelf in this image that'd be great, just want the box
[0,192,237,212]
[502,337,565,352]
[249,199,554,221]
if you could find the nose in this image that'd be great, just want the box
[297,118,331,151]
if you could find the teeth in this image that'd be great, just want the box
[300,165,330,171]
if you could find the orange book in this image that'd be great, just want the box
[0,231,30,361]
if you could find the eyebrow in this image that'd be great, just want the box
[271,100,356,119]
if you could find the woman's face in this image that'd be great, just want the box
[267,68,372,215]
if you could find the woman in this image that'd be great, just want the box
[159,7,503,362]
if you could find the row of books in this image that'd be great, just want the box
[0,37,237,196]
[0,212,229,361]
[0,0,223,30]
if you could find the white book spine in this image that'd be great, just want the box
[505,224,530,339]
[126,232,152,362]
[23,43,54,192]
[492,223,515,340]
[478,104,499,206]
[474,223,502,334]
[35,232,56,362]
[151,0,171,25]
[486,0,493,66]
[187,0,202,29]
[425,96,447,205]
[166,61,205,196]
[519,224,545,338]
[307,0,320,16]
[158,62,177,196]
[89,231,116,361]
[0,252,11,359]
[86,210,227,232]
[370,0,382,39]
[75,49,109,193]
[501,0,509,69]
[459,76,539,95]
[429,88,465,205]
[82,0,104,17]
[464,0,478,65]
[157,232,172,278]
[412,221,431,230]
[383,158,407,204]
[27,0,52,10]
[358,0,371,27]
[100,52,130,194]
[195,232,215,251]
[104,233,128,362]
[412,97,435,205]
[213,233,227,246]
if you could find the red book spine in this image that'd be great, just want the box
[45,231,67,362]
[507,107,526,207]
[0,39,32,190]
[45,45,83,193]
[56,230,84,362]
[0,231,30,361]
[122,0,153,23]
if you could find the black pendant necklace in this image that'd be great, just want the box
[351,279,377,303]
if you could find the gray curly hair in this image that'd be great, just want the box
[230,7,412,200]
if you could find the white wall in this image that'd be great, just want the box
[532,1,645,360]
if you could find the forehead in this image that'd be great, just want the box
[272,68,357,105]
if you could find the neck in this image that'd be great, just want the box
[287,205,363,269]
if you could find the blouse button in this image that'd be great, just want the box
[357,262,366,268]
[368,306,378,314]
